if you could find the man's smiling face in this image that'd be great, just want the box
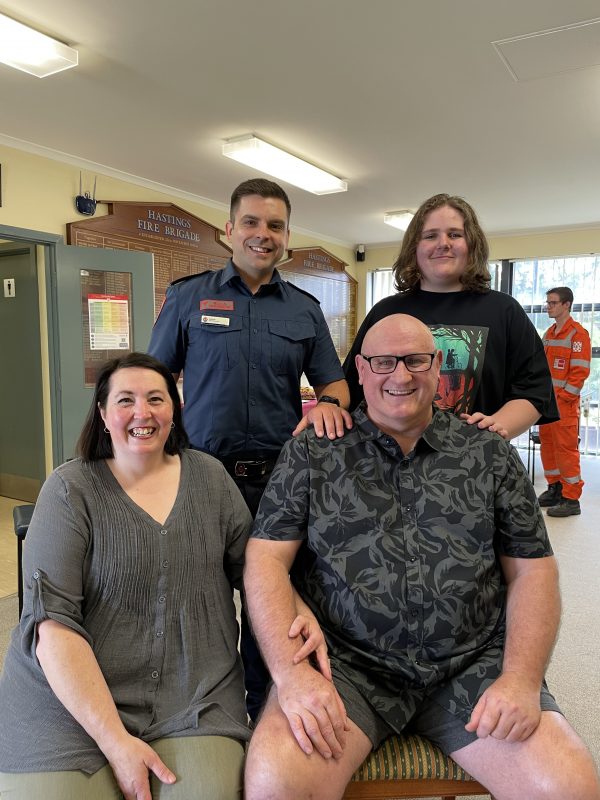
[356,314,441,438]
[226,194,289,281]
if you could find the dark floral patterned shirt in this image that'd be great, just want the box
[252,406,552,721]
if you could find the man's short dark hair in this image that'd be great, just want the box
[76,352,189,461]
[547,286,573,309]
[230,179,291,224]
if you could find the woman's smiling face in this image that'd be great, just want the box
[99,367,174,460]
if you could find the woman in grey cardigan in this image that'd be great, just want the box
[0,353,253,800]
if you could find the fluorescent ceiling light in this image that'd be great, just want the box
[222,135,347,195]
[384,210,415,231]
[0,13,78,77]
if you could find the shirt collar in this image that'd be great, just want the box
[219,259,283,294]
[353,402,450,455]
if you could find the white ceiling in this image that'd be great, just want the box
[1,0,600,247]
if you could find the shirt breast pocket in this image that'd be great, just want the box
[268,320,316,374]
[188,314,242,370]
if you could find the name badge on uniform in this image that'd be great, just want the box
[553,357,566,370]
[200,299,234,311]
[201,314,230,326]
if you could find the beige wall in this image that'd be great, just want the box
[0,142,358,473]
[0,143,356,266]
[3,138,599,354]
[2,140,600,473]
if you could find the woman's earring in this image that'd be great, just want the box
[104,427,110,434]
[170,422,175,429]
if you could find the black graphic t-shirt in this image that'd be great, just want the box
[344,288,558,423]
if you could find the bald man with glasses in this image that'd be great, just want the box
[243,313,599,800]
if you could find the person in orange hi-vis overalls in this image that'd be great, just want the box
[538,286,591,517]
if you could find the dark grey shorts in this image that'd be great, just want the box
[331,661,561,755]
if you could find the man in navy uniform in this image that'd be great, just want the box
[148,178,350,718]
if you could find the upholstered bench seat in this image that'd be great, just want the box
[343,733,489,799]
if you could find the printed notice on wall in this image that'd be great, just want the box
[81,270,133,387]
[88,294,130,350]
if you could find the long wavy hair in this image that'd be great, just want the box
[392,193,490,293]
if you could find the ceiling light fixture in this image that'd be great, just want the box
[0,13,78,78]
[222,134,347,195]
[384,210,415,231]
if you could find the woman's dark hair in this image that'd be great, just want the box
[392,193,490,294]
[76,352,189,461]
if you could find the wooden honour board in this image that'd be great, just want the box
[67,204,357,360]
[279,248,357,361]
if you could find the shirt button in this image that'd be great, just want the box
[156,630,164,637]
[158,595,166,603]
[33,570,40,579]
[250,363,257,369]
[410,556,417,562]
[253,328,258,334]
[405,505,412,513]
[151,670,159,679]
[162,560,169,568]
[250,399,256,406]
[160,529,167,536]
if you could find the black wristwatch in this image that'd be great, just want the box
[318,395,340,407]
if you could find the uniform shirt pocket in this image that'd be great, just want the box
[268,319,316,374]
[188,314,243,370]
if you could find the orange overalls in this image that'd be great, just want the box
[539,317,591,500]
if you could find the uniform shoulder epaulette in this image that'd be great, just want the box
[284,281,321,305]
[169,271,211,288]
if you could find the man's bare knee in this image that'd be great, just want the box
[245,693,371,800]
[451,712,600,800]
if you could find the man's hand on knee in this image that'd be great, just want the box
[465,672,542,742]
[276,668,349,759]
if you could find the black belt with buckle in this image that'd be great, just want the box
[220,453,280,480]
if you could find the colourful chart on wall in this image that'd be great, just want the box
[88,293,130,350]
[80,269,133,386]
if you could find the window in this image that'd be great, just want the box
[368,262,503,310]
[513,257,600,454]
[367,269,394,310]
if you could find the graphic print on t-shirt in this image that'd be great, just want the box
[430,324,488,415]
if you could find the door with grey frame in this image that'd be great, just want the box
[0,242,44,499]
[50,242,155,464]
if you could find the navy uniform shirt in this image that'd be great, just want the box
[148,260,344,456]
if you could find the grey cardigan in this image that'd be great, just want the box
[0,450,252,773]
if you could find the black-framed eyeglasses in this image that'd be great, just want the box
[545,300,563,307]
[360,353,435,374]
